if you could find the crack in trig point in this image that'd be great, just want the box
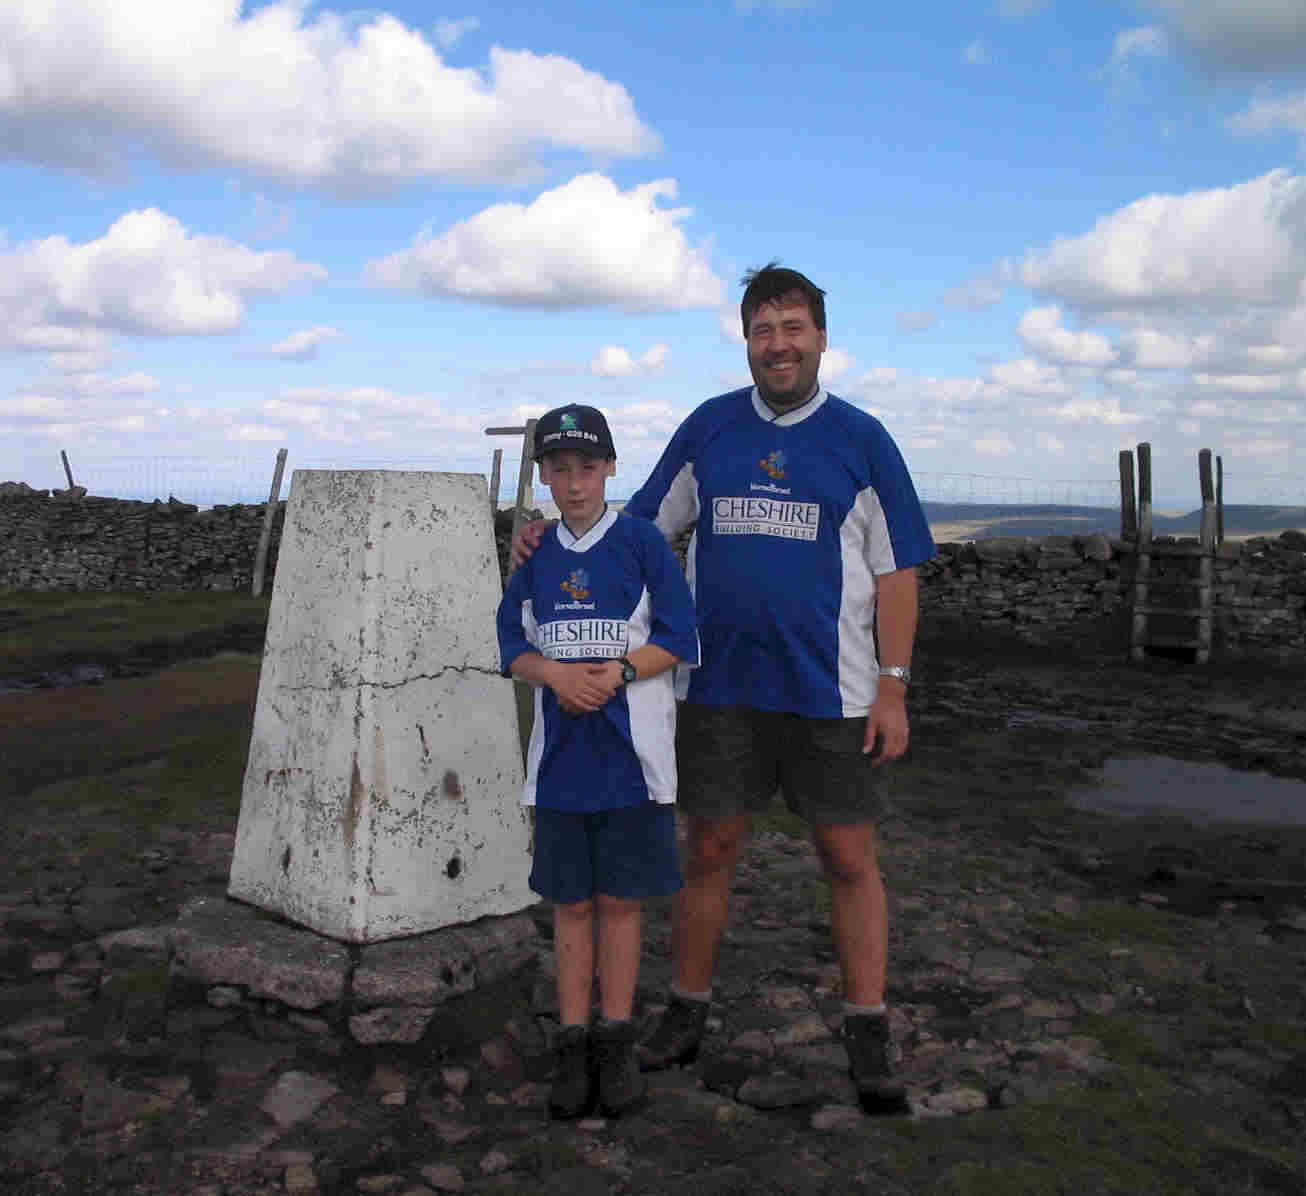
[286,663,501,693]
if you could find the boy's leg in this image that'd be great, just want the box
[554,899,596,1026]
[589,805,679,1111]
[593,894,646,1115]
[595,894,641,1021]
[530,810,598,1119]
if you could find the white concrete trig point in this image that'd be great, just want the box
[228,469,537,943]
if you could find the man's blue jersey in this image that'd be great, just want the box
[625,387,935,718]
[497,507,700,812]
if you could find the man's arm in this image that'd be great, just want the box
[511,519,557,567]
[864,566,919,766]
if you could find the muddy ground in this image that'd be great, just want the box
[1,618,1304,1194]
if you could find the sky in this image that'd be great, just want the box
[4,1,1306,512]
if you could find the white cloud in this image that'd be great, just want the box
[973,434,1017,457]
[1147,0,1306,74]
[0,2,658,192]
[369,174,723,312]
[1193,372,1287,394]
[988,358,1069,396]
[1120,327,1220,370]
[719,303,745,343]
[1022,170,1306,311]
[434,16,480,49]
[1018,306,1118,367]
[590,343,670,378]
[821,347,855,384]
[1110,26,1168,66]
[268,326,343,361]
[1040,397,1145,425]
[897,310,939,333]
[963,40,989,66]
[944,269,1009,311]
[0,209,325,346]
[1229,93,1306,145]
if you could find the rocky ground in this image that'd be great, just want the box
[2,638,1305,1195]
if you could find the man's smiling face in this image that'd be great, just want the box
[746,290,827,411]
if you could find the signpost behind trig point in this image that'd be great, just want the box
[485,419,538,577]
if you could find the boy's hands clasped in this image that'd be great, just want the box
[546,659,625,715]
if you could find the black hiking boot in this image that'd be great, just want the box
[842,1011,909,1114]
[593,1018,647,1116]
[636,993,709,1071]
[548,1024,595,1120]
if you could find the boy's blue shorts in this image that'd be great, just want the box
[530,803,682,904]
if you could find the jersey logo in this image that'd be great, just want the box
[561,569,591,601]
[760,449,787,480]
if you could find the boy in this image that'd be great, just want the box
[496,404,700,1119]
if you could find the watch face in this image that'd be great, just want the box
[621,659,637,683]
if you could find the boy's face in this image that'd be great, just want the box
[539,449,614,532]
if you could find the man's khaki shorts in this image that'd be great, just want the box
[675,703,885,826]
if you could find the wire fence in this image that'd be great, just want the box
[19,452,1304,513]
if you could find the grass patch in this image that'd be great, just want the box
[1,652,259,803]
[884,1065,1304,1196]
[755,795,809,841]
[1028,900,1188,948]
[0,589,268,678]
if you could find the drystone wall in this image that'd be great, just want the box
[0,484,285,593]
[923,531,1306,659]
[3,485,1305,659]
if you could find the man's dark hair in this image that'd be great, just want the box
[740,261,827,337]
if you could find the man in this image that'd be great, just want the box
[517,263,934,1111]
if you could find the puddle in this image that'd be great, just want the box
[1005,708,1105,733]
[1070,756,1306,827]
[0,663,108,695]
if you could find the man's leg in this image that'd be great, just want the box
[810,820,906,1112]
[638,813,752,1069]
[674,813,753,992]
[809,822,886,1005]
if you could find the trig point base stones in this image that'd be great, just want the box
[228,470,536,943]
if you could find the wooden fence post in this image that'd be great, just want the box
[1118,449,1137,541]
[1136,442,1152,545]
[488,448,503,515]
[507,420,538,579]
[1215,455,1224,546]
[252,448,288,598]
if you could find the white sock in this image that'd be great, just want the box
[843,1001,887,1017]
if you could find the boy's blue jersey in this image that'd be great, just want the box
[625,387,935,718]
[497,508,700,812]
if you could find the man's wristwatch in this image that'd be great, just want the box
[880,665,911,687]
[618,656,638,685]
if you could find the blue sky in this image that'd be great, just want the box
[3,1,1306,511]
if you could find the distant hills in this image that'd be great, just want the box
[922,502,1306,542]
[522,499,1305,543]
